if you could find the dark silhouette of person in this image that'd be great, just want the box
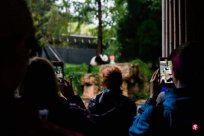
[88,65,137,136]
[19,57,96,136]
[129,41,203,136]
[0,0,41,135]
[0,1,88,135]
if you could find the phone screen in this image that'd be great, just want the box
[55,65,63,78]
[159,58,173,84]
[52,61,64,83]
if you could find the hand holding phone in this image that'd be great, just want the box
[149,69,160,100]
[51,61,64,83]
[59,79,75,99]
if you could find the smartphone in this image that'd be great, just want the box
[52,61,64,83]
[159,57,173,84]
[38,109,49,120]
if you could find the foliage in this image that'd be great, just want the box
[64,63,87,95]
[88,65,100,75]
[137,19,161,62]
[72,0,127,58]
[64,63,99,95]
[147,0,161,10]
[130,59,153,81]
[117,0,161,62]
[64,59,152,97]
[130,59,153,101]
[27,0,162,64]
[26,0,72,47]
[117,0,139,61]
[103,37,121,61]
[102,0,127,60]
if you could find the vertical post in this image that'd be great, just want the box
[178,0,182,45]
[169,0,173,56]
[165,0,169,57]
[184,0,187,43]
[162,0,166,57]
[97,0,102,55]
[173,0,177,49]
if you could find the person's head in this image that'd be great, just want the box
[19,57,59,106]
[100,65,123,90]
[0,0,40,96]
[171,41,203,88]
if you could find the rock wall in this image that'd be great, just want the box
[81,63,147,107]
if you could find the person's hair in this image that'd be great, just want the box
[0,0,41,57]
[170,46,183,80]
[171,41,203,86]
[100,65,123,89]
[19,57,59,105]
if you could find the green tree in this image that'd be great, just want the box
[26,0,72,47]
[73,0,127,60]
[102,0,127,61]
[118,0,161,63]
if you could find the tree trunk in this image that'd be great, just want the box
[97,0,102,55]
